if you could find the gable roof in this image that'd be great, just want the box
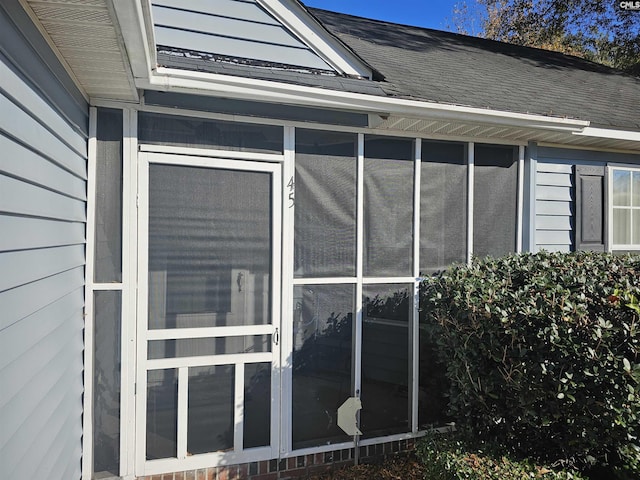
[152,0,334,72]
[309,8,640,131]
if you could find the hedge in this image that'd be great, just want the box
[419,251,640,473]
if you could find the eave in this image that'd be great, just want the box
[21,0,141,102]
[140,66,640,152]
[21,0,640,153]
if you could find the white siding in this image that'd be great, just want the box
[0,2,87,480]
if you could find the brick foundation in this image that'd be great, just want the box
[139,438,416,480]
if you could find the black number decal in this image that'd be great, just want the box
[287,175,295,207]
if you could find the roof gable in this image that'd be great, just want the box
[151,0,372,77]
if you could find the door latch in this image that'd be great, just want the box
[273,327,279,346]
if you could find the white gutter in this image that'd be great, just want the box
[574,127,640,143]
[138,67,590,132]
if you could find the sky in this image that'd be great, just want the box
[301,0,463,32]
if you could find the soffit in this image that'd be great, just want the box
[23,0,138,101]
[374,116,640,152]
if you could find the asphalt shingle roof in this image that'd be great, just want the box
[310,8,640,130]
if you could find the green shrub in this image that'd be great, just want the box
[420,251,640,470]
[416,432,587,480]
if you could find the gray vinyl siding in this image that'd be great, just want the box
[152,0,333,71]
[534,147,640,253]
[535,162,574,252]
[0,2,88,480]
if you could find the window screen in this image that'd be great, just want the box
[473,145,518,258]
[364,136,414,276]
[294,129,357,277]
[361,284,411,437]
[93,291,121,476]
[139,112,283,154]
[292,284,354,449]
[420,141,467,274]
[148,164,272,329]
[95,108,123,283]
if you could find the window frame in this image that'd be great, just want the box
[288,133,525,454]
[608,165,640,251]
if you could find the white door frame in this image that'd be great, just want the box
[135,152,282,476]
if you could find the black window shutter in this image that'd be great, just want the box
[574,165,607,252]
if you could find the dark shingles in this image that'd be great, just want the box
[155,7,640,130]
[309,8,640,130]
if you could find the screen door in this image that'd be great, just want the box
[136,152,281,475]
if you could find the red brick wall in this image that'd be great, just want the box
[140,438,416,480]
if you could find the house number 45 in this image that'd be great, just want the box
[287,176,295,208]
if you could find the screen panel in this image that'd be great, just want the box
[363,136,414,276]
[294,129,357,278]
[473,144,518,258]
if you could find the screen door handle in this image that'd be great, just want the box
[273,327,279,346]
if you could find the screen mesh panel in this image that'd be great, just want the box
[361,284,411,438]
[473,145,518,258]
[95,108,123,283]
[139,112,283,154]
[292,284,354,449]
[364,136,414,276]
[420,141,467,274]
[294,130,357,277]
[148,164,271,329]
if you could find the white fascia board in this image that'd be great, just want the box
[140,67,590,133]
[111,0,156,82]
[574,127,640,143]
[257,0,373,79]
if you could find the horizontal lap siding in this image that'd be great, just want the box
[0,2,87,480]
[535,147,640,253]
[152,0,332,71]
[535,161,573,252]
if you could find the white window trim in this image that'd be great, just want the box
[256,0,373,78]
[608,165,640,251]
[139,143,285,163]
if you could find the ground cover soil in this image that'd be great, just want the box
[307,453,426,480]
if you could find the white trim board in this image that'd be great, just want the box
[140,68,590,133]
[257,0,372,78]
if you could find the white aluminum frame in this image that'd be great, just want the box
[81,107,98,480]
[121,108,139,480]
[84,103,534,478]
[517,145,525,253]
[135,152,283,477]
[280,126,296,455]
[608,165,640,251]
[467,142,475,263]
[411,139,422,433]
[285,132,424,455]
[83,107,135,480]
